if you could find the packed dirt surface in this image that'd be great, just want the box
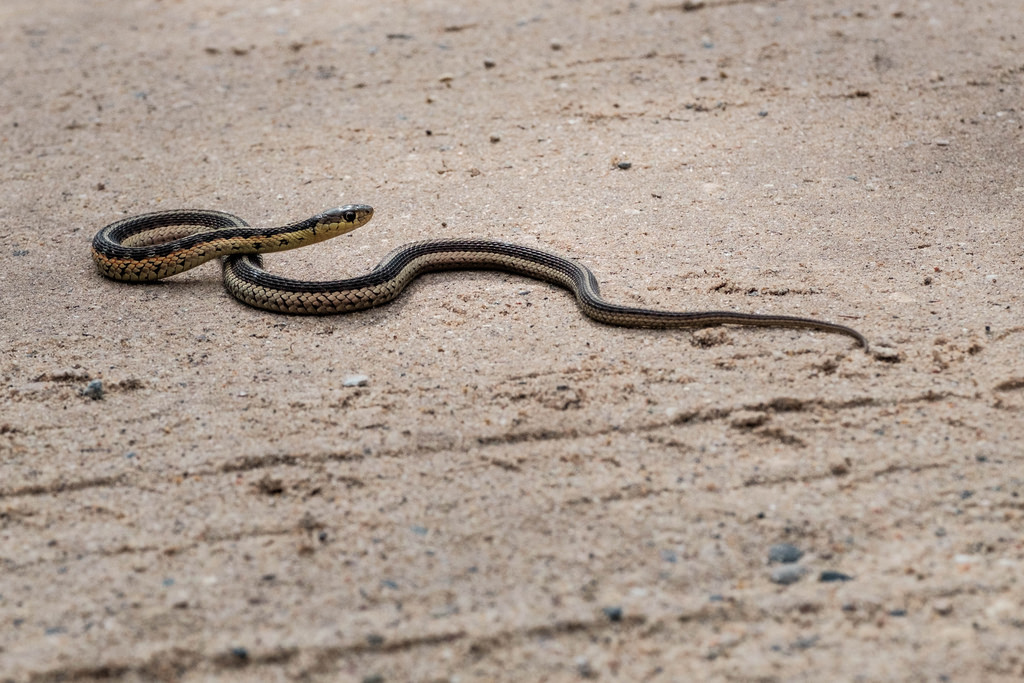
[2,0,1023,680]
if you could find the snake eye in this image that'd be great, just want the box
[343,210,357,222]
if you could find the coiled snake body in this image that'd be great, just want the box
[92,204,868,349]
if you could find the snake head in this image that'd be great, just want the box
[314,204,374,235]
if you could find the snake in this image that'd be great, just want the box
[91,205,869,350]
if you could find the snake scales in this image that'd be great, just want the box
[91,205,868,349]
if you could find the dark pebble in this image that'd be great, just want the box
[768,543,803,564]
[230,647,248,660]
[602,606,623,622]
[819,571,853,582]
[889,608,907,617]
[616,161,632,170]
[82,379,103,400]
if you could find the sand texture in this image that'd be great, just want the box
[2,0,1023,680]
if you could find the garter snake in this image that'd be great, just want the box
[92,205,869,349]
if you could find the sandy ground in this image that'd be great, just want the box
[2,0,1023,680]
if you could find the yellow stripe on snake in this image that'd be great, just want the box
[91,205,868,350]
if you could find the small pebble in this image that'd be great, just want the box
[343,374,369,387]
[81,379,103,400]
[889,608,907,617]
[819,571,853,582]
[489,133,501,143]
[768,543,804,564]
[792,635,819,650]
[229,646,248,660]
[602,606,623,622]
[933,599,954,616]
[616,161,632,170]
[483,59,496,69]
[829,458,851,476]
[770,565,807,585]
